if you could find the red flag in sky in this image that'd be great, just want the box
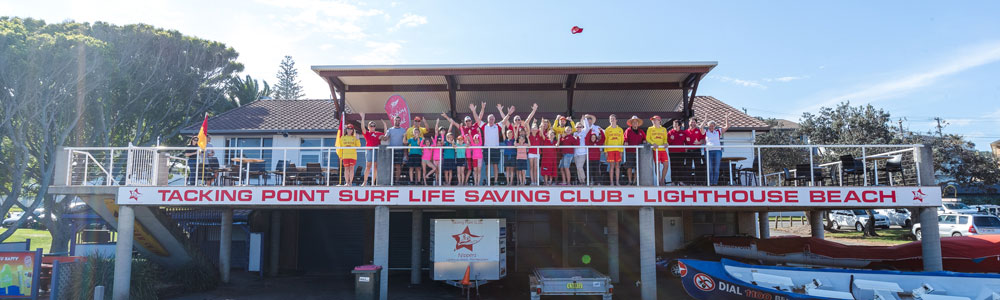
[571,26,583,34]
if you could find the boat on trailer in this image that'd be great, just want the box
[679,258,1000,300]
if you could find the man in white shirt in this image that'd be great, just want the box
[572,114,596,185]
[471,102,511,185]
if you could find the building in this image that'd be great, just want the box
[49,62,943,300]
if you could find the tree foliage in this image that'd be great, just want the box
[272,55,304,100]
[228,74,270,107]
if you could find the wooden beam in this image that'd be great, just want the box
[574,82,681,90]
[343,111,686,123]
[565,74,577,116]
[684,73,703,119]
[333,82,683,93]
[318,66,714,77]
[446,75,457,118]
[347,84,448,92]
[459,83,563,91]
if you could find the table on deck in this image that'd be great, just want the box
[721,156,747,185]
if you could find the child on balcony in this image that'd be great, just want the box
[454,134,468,186]
[515,135,529,185]
[540,129,559,185]
[503,130,517,186]
[406,127,423,185]
[559,125,578,185]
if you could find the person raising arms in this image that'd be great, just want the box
[603,114,624,186]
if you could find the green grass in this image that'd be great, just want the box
[4,228,53,253]
[826,228,913,245]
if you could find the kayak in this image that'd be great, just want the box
[678,258,1000,299]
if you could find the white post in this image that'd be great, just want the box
[374,206,390,300]
[410,209,422,284]
[113,205,135,300]
[862,147,868,186]
[639,207,656,300]
[809,146,815,186]
[219,208,233,283]
[810,210,824,239]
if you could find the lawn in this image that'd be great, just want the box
[826,228,913,245]
[4,228,55,253]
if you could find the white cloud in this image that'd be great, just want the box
[803,40,1000,112]
[390,13,427,31]
[255,0,385,40]
[712,76,767,89]
[764,76,808,82]
[352,41,403,64]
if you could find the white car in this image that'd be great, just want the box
[830,209,890,232]
[876,208,913,228]
[913,214,1000,240]
[972,205,1000,217]
[940,202,979,215]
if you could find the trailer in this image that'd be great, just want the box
[529,267,613,300]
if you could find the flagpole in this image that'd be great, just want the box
[200,150,206,186]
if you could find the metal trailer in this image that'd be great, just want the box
[529,267,613,300]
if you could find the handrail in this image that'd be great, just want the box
[70,150,111,184]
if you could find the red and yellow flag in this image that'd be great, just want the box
[197,113,208,150]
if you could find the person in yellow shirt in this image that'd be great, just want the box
[405,116,429,140]
[552,115,576,136]
[336,124,361,186]
[645,115,669,184]
[604,114,625,186]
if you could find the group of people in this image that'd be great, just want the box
[344,102,732,187]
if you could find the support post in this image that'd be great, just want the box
[607,210,620,283]
[374,206,390,300]
[757,212,769,239]
[638,145,654,186]
[113,205,135,300]
[376,145,391,185]
[562,210,569,267]
[919,207,943,271]
[410,209,422,285]
[269,211,281,277]
[639,207,656,300]
[810,210,824,239]
[219,208,233,283]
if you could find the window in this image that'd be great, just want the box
[942,215,957,224]
[692,211,736,237]
[300,138,343,168]
[225,138,273,168]
[974,216,1000,227]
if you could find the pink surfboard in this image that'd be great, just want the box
[384,95,412,128]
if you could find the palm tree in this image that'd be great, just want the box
[228,75,271,107]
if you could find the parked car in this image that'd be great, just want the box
[939,202,979,215]
[830,209,889,232]
[2,212,38,228]
[973,205,1000,217]
[876,208,913,228]
[913,213,1000,240]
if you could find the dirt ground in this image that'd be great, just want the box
[771,224,906,246]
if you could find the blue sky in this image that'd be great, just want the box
[6,0,1000,149]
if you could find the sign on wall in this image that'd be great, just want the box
[430,219,506,281]
[119,186,942,208]
[0,250,41,299]
[384,95,412,128]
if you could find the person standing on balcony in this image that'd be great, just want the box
[336,125,361,186]
[705,114,732,185]
[572,117,593,185]
[646,115,669,185]
[585,116,606,185]
[685,119,706,185]
[541,129,560,185]
[528,124,544,185]
[406,127,424,185]
[385,116,407,184]
[604,115,625,186]
[667,120,687,185]
[184,137,200,185]
[623,116,645,185]
[559,125,578,185]
[359,113,383,186]
[473,103,511,185]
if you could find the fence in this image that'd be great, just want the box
[63,144,924,188]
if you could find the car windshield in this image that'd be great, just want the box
[974,216,1000,227]
[852,210,869,215]
[945,203,971,209]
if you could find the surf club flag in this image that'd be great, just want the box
[197,113,208,150]
[385,94,411,128]
[336,110,346,158]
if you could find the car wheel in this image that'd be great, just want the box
[855,222,864,232]
[668,261,683,278]
[952,232,962,237]
[832,221,840,230]
[903,220,912,228]
[915,229,922,241]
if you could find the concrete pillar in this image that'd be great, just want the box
[374,206,390,300]
[219,208,233,283]
[113,205,135,300]
[55,147,70,186]
[915,144,936,186]
[376,145,391,185]
[562,210,569,267]
[639,207,656,300]
[758,212,769,239]
[919,207,943,271]
[810,210,824,239]
[410,209,422,285]
[638,145,654,186]
[607,210,620,283]
[269,211,281,277]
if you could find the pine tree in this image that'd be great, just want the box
[273,55,305,100]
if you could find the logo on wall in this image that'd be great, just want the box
[129,188,142,201]
[385,95,412,129]
[912,189,926,202]
[452,226,483,251]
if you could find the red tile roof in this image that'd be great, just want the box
[677,96,771,131]
[181,99,342,134]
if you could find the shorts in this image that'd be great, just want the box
[606,151,622,163]
[456,158,466,167]
[624,152,638,166]
[559,154,574,168]
[365,150,377,162]
[407,154,422,168]
[486,149,502,164]
[443,158,456,171]
[467,158,479,168]
[503,154,516,168]
[528,153,539,159]
[656,150,669,163]
[393,150,405,164]
[342,159,356,168]
[516,159,528,171]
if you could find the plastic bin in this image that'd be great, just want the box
[351,265,382,300]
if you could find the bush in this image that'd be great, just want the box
[66,255,160,300]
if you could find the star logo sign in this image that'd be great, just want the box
[912,189,926,202]
[129,188,141,201]
[452,226,484,251]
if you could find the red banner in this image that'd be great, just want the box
[385,95,411,128]
[120,186,941,208]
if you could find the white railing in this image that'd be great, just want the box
[62,144,923,188]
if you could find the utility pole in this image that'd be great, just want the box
[897,118,905,138]
[933,117,946,137]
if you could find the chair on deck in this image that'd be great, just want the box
[782,168,800,186]
[247,162,270,186]
[222,164,243,186]
[795,164,826,186]
[839,155,865,185]
[883,155,904,186]
[298,163,324,185]
[737,156,759,186]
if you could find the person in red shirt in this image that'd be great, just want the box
[359,113,384,186]
[667,120,687,185]
[559,127,579,185]
[585,125,605,185]
[685,118,706,185]
[528,124,544,185]
[540,130,559,185]
[623,116,646,185]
